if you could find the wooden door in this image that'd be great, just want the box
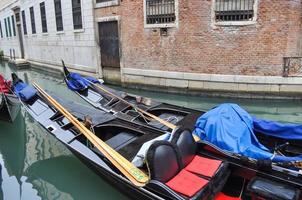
[98,21,120,68]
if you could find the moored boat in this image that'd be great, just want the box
[62,63,302,192]
[12,73,290,200]
[0,74,20,122]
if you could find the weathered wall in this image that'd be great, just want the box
[95,0,302,76]
[0,0,100,74]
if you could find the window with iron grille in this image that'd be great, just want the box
[215,0,255,22]
[11,15,16,36]
[71,0,83,30]
[145,0,175,25]
[0,21,3,38]
[54,0,63,31]
[7,17,12,37]
[40,2,48,33]
[30,7,36,34]
[22,10,27,35]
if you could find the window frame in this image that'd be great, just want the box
[143,0,179,28]
[7,17,12,37]
[0,21,3,38]
[11,15,16,36]
[30,6,36,34]
[21,10,27,35]
[212,0,258,26]
[95,0,119,8]
[54,0,64,32]
[40,2,48,33]
[71,0,83,30]
[4,18,8,37]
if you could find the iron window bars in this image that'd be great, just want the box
[146,0,175,24]
[215,0,255,22]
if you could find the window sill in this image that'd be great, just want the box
[144,23,176,29]
[214,21,257,26]
[74,29,85,33]
[42,33,48,36]
[56,31,65,35]
[95,0,119,8]
[31,34,37,37]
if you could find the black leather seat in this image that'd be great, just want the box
[171,130,230,195]
[146,141,213,200]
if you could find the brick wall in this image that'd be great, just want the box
[95,0,302,76]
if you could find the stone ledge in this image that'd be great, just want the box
[29,60,98,77]
[121,68,302,99]
[122,68,302,85]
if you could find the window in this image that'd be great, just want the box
[4,18,8,37]
[7,17,12,37]
[145,0,176,25]
[11,15,16,36]
[71,0,83,29]
[54,0,63,31]
[30,7,36,34]
[215,0,255,22]
[22,10,27,35]
[40,2,47,33]
[0,21,3,38]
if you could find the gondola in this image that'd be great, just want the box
[62,63,302,192]
[0,74,20,122]
[13,73,298,200]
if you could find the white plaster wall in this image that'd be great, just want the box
[0,0,99,73]
[0,1,21,58]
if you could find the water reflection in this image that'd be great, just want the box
[0,62,129,200]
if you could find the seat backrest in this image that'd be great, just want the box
[147,141,182,183]
[171,129,197,167]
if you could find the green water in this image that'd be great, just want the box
[0,61,302,200]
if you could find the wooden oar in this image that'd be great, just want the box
[86,79,200,141]
[32,83,149,187]
[61,62,200,141]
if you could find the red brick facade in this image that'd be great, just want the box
[95,0,302,76]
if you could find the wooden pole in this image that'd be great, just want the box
[88,81,200,141]
[33,83,149,187]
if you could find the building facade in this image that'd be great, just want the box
[0,0,100,75]
[1,0,302,96]
[95,0,302,96]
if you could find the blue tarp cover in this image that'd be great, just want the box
[66,73,100,91]
[14,82,37,101]
[194,103,302,162]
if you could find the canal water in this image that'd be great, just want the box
[1,61,302,200]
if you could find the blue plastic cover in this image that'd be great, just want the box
[14,82,37,101]
[194,103,302,162]
[66,72,100,91]
[253,117,302,140]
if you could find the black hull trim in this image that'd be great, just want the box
[0,93,20,123]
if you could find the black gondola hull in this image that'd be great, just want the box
[0,93,20,123]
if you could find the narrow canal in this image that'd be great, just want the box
[1,61,302,200]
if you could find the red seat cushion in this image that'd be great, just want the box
[215,192,241,200]
[166,169,208,197]
[185,155,222,177]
